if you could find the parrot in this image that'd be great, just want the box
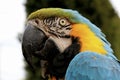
[22,8,80,80]
[22,8,120,80]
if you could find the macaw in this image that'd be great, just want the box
[22,8,120,80]
[22,8,80,80]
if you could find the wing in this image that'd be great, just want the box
[65,52,120,80]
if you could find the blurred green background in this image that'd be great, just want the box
[24,0,120,80]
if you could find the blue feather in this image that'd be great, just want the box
[65,52,120,80]
[62,9,120,80]
[64,9,117,60]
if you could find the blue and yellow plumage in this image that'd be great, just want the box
[63,8,120,80]
[23,8,120,80]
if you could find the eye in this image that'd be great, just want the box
[59,18,67,26]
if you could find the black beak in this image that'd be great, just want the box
[22,24,47,69]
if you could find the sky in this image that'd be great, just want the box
[0,0,120,80]
[110,0,120,17]
[0,0,25,80]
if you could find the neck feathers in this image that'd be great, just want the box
[70,24,107,55]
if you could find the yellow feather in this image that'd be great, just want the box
[70,24,107,55]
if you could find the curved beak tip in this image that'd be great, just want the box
[22,24,47,69]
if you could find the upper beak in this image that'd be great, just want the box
[22,23,47,69]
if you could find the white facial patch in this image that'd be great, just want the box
[49,35,72,53]
[28,18,72,53]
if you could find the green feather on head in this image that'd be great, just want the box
[27,8,77,23]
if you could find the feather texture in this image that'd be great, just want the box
[26,8,119,79]
[64,9,116,59]
[65,52,120,80]
[28,8,116,59]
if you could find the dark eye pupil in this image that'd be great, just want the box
[61,20,65,23]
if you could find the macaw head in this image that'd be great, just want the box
[22,8,114,79]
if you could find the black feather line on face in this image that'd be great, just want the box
[50,37,80,77]
[23,17,80,79]
[43,17,72,38]
[31,35,80,79]
[36,36,80,78]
